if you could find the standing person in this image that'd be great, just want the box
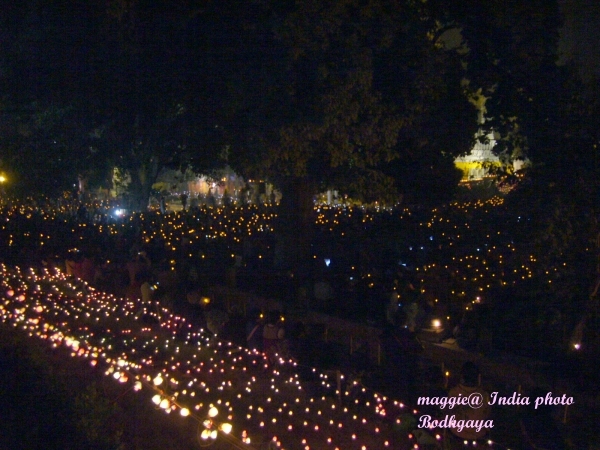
[126,250,151,286]
[205,307,229,337]
[447,362,492,443]
[380,318,420,399]
[79,249,96,285]
[180,192,188,211]
[263,311,285,363]
[385,282,400,325]
[287,321,310,364]
[246,309,263,352]
[76,202,87,222]
[207,189,216,207]
[133,270,158,321]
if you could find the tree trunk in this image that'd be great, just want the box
[279,177,316,230]
[277,177,317,276]
[129,156,160,211]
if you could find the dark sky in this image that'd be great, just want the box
[559,0,600,77]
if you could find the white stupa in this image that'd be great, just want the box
[454,129,499,180]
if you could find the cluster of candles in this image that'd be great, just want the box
[0,194,536,448]
[419,197,563,308]
[1,195,563,330]
[1,265,433,449]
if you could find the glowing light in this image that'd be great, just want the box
[0,198,535,450]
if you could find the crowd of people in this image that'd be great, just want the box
[0,194,551,360]
[0,194,581,447]
[0,193,573,360]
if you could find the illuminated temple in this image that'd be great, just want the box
[454,129,500,181]
[454,102,527,181]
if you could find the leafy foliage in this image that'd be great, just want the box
[217,0,478,206]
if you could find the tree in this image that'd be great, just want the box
[217,0,477,216]
[428,0,563,164]
[1,102,107,197]
[0,0,109,197]
[2,0,479,211]
[181,0,480,274]
[431,0,600,352]
[0,0,226,206]
[508,67,600,353]
[84,0,224,210]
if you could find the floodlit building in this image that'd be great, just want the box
[454,129,499,180]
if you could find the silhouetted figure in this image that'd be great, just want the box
[263,311,285,363]
[159,196,166,214]
[520,388,567,450]
[126,251,151,286]
[380,319,421,398]
[287,321,311,364]
[447,362,491,441]
[180,193,188,211]
[246,309,264,352]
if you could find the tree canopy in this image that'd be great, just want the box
[2,0,589,219]
[1,0,224,202]
[1,0,484,208]
[431,0,600,342]
[213,0,479,208]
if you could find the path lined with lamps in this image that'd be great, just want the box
[0,265,426,449]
